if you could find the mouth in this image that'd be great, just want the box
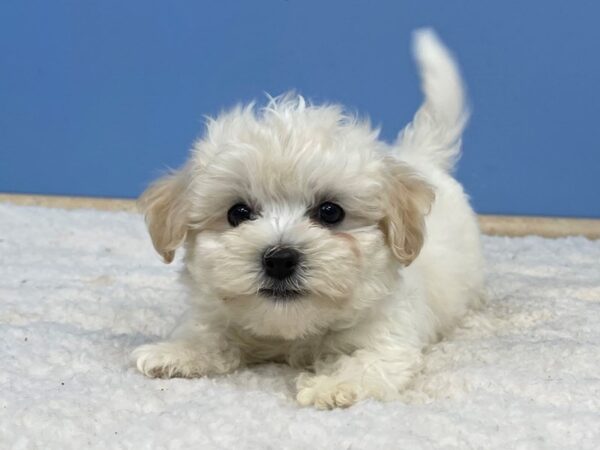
[259,288,305,300]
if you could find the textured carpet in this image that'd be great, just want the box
[1,203,599,449]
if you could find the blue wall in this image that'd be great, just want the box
[1,1,599,218]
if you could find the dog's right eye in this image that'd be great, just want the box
[227,203,254,227]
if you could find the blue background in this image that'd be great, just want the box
[1,1,599,218]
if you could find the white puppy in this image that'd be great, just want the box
[132,29,485,409]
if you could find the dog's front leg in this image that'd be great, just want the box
[296,344,423,409]
[132,313,241,379]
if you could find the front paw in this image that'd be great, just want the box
[132,340,239,379]
[296,375,363,409]
[132,341,202,378]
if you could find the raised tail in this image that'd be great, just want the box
[396,29,469,173]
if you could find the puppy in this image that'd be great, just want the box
[132,29,485,409]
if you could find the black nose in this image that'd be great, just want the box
[263,247,300,280]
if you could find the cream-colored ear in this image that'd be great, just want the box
[381,159,435,266]
[138,168,191,263]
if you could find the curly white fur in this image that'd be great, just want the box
[132,29,485,409]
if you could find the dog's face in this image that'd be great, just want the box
[141,97,434,340]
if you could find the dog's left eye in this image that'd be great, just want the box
[227,203,254,227]
[316,202,345,225]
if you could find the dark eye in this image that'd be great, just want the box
[316,202,345,225]
[227,203,254,227]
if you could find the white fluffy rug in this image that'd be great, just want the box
[1,203,599,449]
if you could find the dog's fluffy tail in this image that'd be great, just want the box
[396,29,469,173]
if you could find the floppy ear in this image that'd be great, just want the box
[380,159,435,266]
[138,167,191,263]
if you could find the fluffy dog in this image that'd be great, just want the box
[132,29,485,409]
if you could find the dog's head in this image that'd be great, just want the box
[140,96,434,339]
